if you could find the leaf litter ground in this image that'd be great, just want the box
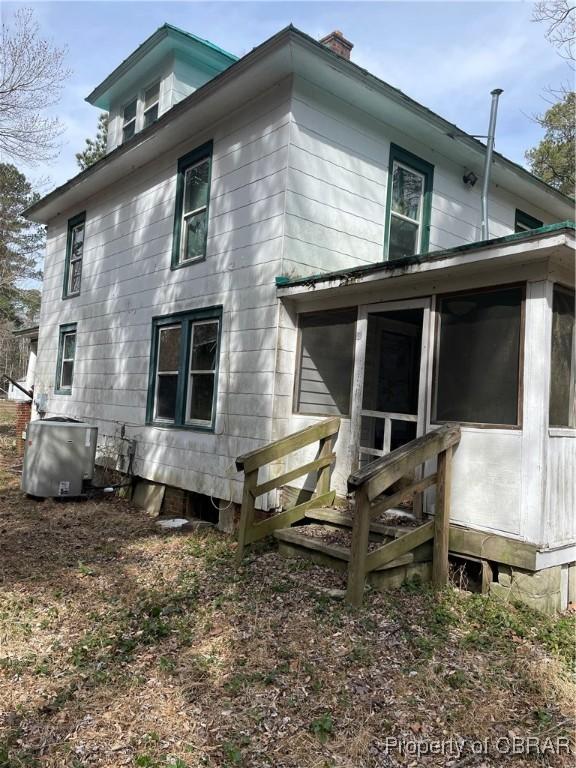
[0,432,574,767]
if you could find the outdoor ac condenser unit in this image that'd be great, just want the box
[21,418,98,498]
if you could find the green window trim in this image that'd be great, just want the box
[384,144,434,261]
[63,212,86,299]
[146,305,222,431]
[515,209,543,233]
[55,322,78,395]
[171,140,213,270]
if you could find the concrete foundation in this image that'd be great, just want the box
[490,564,569,614]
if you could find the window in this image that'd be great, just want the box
[385,144,434,260]
[147,307,222,429]
[55,324,77,394]
[172,142,213,268]
[143,82,160,129]
[63,213,85,298]
[122,98,137,142]
[433,286,523,426]
[294,309,357,416]
[515,209,543,233]
[549,285,575,428]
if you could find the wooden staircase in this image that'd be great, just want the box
[236,418,461,606]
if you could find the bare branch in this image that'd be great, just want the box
[533,1,576,63]
[0,8,71,163]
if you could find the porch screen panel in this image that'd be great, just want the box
[549,285,575,428]
[434,286,522,425]
[296,309,356,416]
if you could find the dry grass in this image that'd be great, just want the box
[0,436,574,767]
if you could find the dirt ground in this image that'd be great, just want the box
[0,416,574,767]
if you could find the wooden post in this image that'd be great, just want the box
[315,435,334,497]
[235,469,258,566]
[345,487,371,606]
[432,446,452,586]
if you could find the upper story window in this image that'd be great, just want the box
[385,144,434,260]
[146,307,222,430]
[55,323,77,395]
[172,141,213,269]
[63,212,85,298]
[143,82,160,128]
[515,209,543,233]
[122,98,137,142]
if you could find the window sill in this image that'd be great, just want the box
[549,427,576,438]
[292,410,351,419]
[431,420,521,431]
[54,389,72,396]
[62,292,80,301]
[170,255,206,271]
[145,420,215,433]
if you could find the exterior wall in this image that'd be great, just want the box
[35,71,571,523]
[172,52,222,102]
[281,78,555,278]
[545,434,576,546]
[35,77,294,504]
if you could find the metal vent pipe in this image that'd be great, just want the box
[480,88,503,240]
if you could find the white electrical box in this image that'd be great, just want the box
[21,419,98,498]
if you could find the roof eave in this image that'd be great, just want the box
[24,25,295,223]
[86,26,169,107]
[276,221,576,295]
[26,25,574,222]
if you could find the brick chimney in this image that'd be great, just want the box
[319,30,353,60]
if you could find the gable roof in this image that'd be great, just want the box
[25,25,575,223]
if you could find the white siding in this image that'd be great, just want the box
[35,79,293,502]
[282,78,557,278]
[545,434,576,546]
[37,73,570,517]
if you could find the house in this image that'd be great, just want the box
[24,25,575,610]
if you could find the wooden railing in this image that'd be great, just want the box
[235,417,340,565]
[345,424,461,606]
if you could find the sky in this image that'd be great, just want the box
[2,0,573,194]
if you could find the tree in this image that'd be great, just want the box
[0,8,70,163]
[0,163,44,324]
[525,90,575,197]
[533,1,576,62]
[76,112,109,170]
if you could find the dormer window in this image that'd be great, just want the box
[143,82,160,128]
[122,98,137,142]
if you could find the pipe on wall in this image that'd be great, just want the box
[480,88,503,241]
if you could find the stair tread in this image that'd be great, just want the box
[305,507,420,538]
[274,525,350,561]
[274,522,432,570]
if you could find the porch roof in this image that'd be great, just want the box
[276,221,575,301]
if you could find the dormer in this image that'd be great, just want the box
[86,24,237,153]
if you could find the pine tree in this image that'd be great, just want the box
[76,112,109,170]
[526,91,575,197]
[0,163,44,323]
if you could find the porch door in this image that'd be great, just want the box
[350,299,431,469]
